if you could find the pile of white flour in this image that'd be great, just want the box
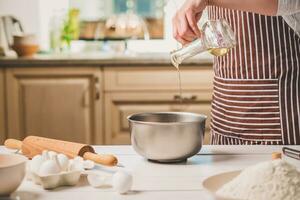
[217,160,300,200]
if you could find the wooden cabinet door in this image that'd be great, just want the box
[6,67,103,144]
[105,92,212,145]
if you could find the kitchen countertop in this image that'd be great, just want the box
[2,145,299,200]
[0,52,213,67]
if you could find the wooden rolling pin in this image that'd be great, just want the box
[4,136,118,166]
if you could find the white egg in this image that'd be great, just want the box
[42,150,49,160]
[74,156,83,163]
[87,173,111,187]
[83,160,95,169]
[50,154,61,169]
[68,159,84,171]
[112,170,133,194]
[57,154,69,171]
[48,151,58,160]
[67,159,74,171]
[30,155,44,173]
[38,160,61,176]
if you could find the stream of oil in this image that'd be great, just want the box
[171,57,183,104]
[177,67,183,104]
[171,47,230,104]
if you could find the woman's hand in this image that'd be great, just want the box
[172,0,208,45]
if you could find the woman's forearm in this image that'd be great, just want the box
[208,0,278,16]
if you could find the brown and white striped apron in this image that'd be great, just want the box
[208,6,300,145]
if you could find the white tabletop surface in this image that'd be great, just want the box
[1,145,300,200]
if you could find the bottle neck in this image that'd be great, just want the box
[170,38,207,67]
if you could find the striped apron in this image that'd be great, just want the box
[208,6,300,145]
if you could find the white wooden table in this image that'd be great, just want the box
[1,145,300,200]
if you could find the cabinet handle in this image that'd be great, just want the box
[94,77,100,100]
[173,95,181,101]
[173,94,197,102]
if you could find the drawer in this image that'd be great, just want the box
[104,66,213,92]
[104,92,212,145]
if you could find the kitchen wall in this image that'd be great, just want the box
[0,0,39,34]
[69,0,118,20]
[0,0,69,51]
[0,0,208,52]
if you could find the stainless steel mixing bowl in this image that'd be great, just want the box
[128,112,207,163]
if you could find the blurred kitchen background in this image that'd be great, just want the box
[0,0,213,145]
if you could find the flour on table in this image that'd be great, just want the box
[216,159,300,200]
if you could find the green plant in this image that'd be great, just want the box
[61,9,80,49]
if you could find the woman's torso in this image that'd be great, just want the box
[208,6,300,145]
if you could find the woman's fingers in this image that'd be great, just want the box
[176,35,191,45]
[172,0,207,44]
[195,12,203,22]
[173,12,197,45]
[178,13,197,41]
[185,9,202,37]
[172,19,189,45]
[175,28,191,45]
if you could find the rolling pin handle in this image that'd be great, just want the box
[4,139,23,150]
[83,152,118,166]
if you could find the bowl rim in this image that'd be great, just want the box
[127,111,207,125]
[0,154,28,169]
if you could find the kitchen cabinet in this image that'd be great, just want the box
[0,59,213,145]
[104,66,213,144]
[0,69,6,144]
[5,67,103,144]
